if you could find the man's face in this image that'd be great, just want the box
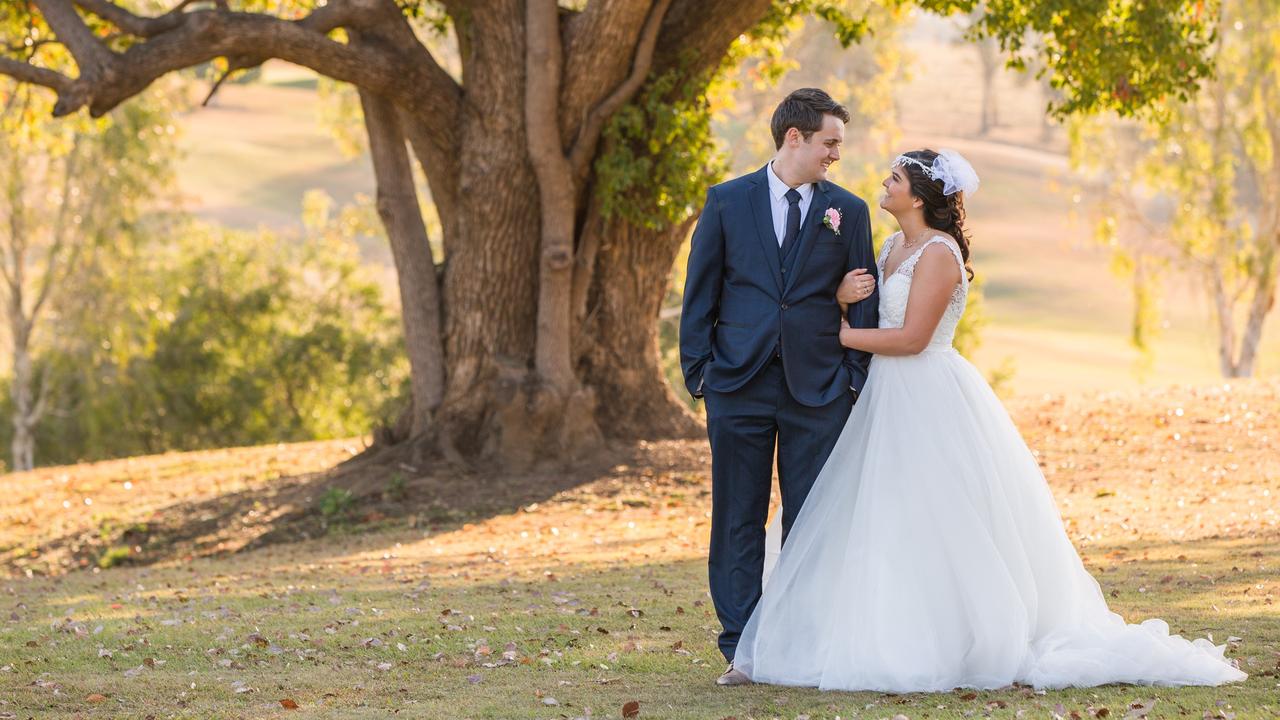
[790,113,844,183]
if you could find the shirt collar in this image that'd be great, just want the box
[767,160,813,204]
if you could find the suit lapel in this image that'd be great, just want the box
[783,181,831,296]
[747,165,784,294]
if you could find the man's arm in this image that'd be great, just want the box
[842,201,877,397]
[679,186,725,399]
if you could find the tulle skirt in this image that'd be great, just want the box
[734,348,1247,692]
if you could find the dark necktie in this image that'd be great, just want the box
[781,188,802,261]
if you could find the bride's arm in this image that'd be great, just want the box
[838,244,960,356]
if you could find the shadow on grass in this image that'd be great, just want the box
[4,439,710,577]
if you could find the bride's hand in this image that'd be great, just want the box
[837,268,875,304]
[839,317,854,348]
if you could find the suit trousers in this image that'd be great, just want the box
[703,354,853,662]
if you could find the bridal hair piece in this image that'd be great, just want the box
[892,149,980,197]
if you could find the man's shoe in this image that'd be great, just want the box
[716,664,751,686]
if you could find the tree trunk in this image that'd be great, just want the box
[358,88,445,437]
[978,37,999,135]
[1233,243,1277,377]
[526,0,578,396]
[9,342,35,472]
[1210,263,1240,376]
[577,207,702,440]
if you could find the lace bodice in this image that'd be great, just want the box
[875,232,968,352]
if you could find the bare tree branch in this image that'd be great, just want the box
[652,0,773,78]
[526,0,576,392]
[72,0,190,37]
[2,2,462,124]
[0,56,72,92]
[559,0,653,145]
[27,359,52,428]
[399,107,460,242]
[28,136,83,325]
[32,0,117,80]
[358,86,446,432]
[567,0,671,184]
[76,0,367,39]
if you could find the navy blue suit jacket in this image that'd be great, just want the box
[679,164,879,407]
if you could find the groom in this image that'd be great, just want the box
[679,88,878,686]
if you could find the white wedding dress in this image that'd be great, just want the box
[733,234,1247,692]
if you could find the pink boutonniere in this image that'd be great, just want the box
[823,207,842,235]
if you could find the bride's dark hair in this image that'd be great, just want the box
[898,149,974,281]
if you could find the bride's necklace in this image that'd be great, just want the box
[900,230,932,250]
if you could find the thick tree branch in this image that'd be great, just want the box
[566,0,671,185]
[359,87,446,435]
[398,108,460,244]
[75,0,366,38]
[652,0,773,78]
[0,56,71,92]
[1,2,461,124]
[559,0,653,146]
[72,0,191,37]
[526,0,576,393]
[32,0,117,80]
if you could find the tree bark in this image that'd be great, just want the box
[577,199,702,439]
[358,88,445,436]
[525,0,577,395]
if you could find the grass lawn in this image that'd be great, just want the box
[2,380,1278,719]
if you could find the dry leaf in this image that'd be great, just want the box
[623,700,641,718]
[280,699,299,709]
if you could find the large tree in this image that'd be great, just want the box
[0,73,178,471]
[0,0,1216,468]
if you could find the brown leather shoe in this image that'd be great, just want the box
[716,663,751,686]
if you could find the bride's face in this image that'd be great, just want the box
[879,167,919,215]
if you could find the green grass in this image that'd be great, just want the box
[3,376,1280,717]
[2,539,1274,719]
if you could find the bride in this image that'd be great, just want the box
[730,149,1248,692]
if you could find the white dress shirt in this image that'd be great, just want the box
[766,160,814,247]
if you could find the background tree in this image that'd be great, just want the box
[0,201,408,466]
[1070,0,1278,378]
[0,0,1217,469]
[0,63,178,470]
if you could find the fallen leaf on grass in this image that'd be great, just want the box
[623,700,641,718]
[280,699,299,709]
[85,694,108,703]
